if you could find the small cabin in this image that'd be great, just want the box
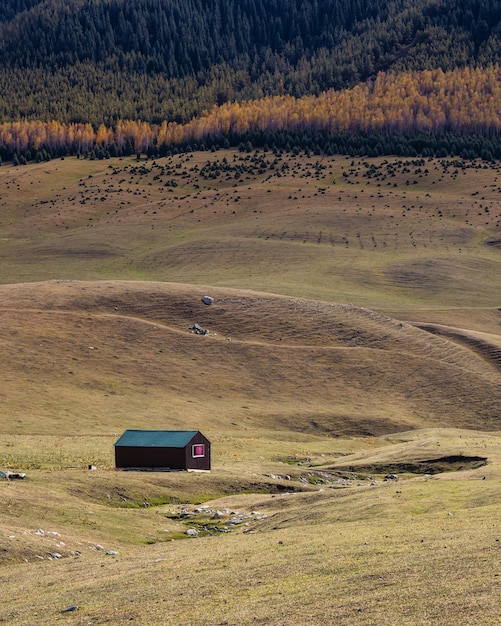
[114,430,211,472]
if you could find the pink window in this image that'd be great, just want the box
[192,444,205,458]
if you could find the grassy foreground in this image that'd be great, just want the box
[1,428,501,625]
[0,151,500,624]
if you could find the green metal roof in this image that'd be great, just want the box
[114,430,200,448]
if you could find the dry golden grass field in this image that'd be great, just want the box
[0,150,500,625]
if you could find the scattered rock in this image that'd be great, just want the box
[4,471,26,479]
[105,550,118,555]
[201,296,214,305]
[190,323,209,335]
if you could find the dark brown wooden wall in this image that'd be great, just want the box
[184,433,211,471]
[115,446,185,469]
[115,433,211,470]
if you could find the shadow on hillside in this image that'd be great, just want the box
[331,455,488,476]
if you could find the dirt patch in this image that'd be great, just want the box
[484,236,501,248]
[416,324,501,372]
[334,455,488,476]
[31,243,123,258]
[386,259,458,295]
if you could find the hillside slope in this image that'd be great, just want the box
[0,150,501,626]
[1,152,500,306]
[1,280,500,437]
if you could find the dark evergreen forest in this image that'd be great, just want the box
[1,0,501,126]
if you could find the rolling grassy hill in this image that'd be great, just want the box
[1,151,500,305]
[0,279,500,440]
[1,151,500,625]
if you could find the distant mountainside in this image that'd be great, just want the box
[1,0,501,126]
